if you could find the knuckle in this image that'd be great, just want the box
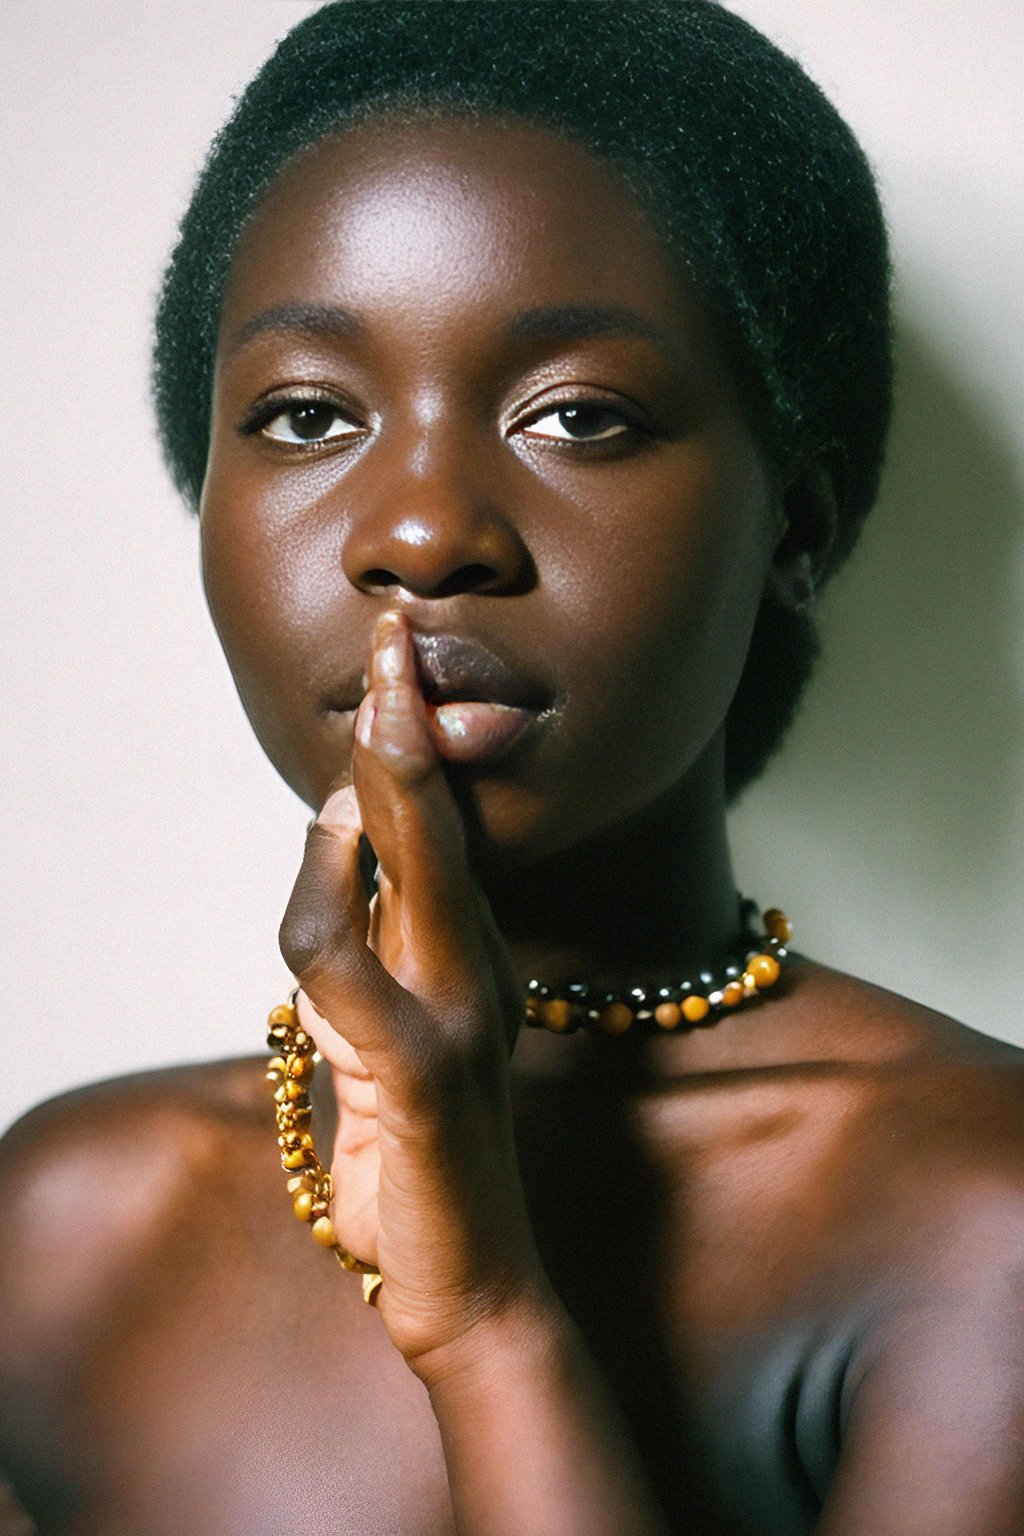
[278,900,336,985]
[367,732,436,788]
[279,855,348,985]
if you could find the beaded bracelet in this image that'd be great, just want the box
[266,999,384,1304]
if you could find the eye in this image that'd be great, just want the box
[517,400,640,445]
[239,396,360,446]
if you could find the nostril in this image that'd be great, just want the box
[434,563,500,598]
[362,568,400,591]
[361,562,501,597]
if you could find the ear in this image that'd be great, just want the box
[764,454,842,614]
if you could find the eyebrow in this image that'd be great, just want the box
[227,302,364,357]
[226,300,682,364]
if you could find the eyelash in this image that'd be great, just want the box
[236,392,650,454]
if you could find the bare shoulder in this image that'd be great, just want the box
[790,969,1024,1530]
[0,1056,267,1476]
[796,960,1024,1279]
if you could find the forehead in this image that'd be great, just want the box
[219,113,712,361]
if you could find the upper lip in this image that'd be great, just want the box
[324,630,551,712]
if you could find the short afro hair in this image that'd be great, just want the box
[153,0,892,800]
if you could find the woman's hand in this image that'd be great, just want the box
[279,610,550,1377]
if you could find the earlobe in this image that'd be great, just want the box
[765,456,841,614]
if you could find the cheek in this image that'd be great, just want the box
[559,439,772,750]
[198,468,346,801]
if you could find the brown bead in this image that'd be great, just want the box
[310,1216,338,1248]
[681,994,710,1024]
[292,1191,315,1222]
[747,953,781,988]
[654,1002,682,1030]
[721,980,746,1007]
[525,997,544,1023]
[762,909,793,944]
[599,1001,634,1035]
[542,999,578,1032]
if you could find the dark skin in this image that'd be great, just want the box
[1,115,1023,1536]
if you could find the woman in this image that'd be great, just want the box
[1,3,1021,1533]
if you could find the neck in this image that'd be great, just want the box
[472,743,749,1086]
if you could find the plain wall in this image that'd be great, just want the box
[2,1,1022,1134]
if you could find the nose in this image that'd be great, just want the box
[341,440,533,600]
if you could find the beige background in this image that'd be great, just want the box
[2,1,1021,1134]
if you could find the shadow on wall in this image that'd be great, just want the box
[745,312,1024,899]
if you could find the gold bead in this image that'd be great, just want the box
[284,1080,306,1102]
[282,1149,313,1170]
[747,953,782,988]
[599,1001,634,1035]
[286,1053,313,1079]
[681,994,710,1024]
[268,1004,297,1027]
[525,997,544,1023]
[292,1191,315,1221]
[762,909,793,944]
[362,1273,383,1305]
[311,1216,338,1248]
[542,999,577,1032]
[286,1174,315,1195]
[292,1029,311,1051]
[273,1085,288,1104]
[654,1002,682,1030]
[721,980,746,1007]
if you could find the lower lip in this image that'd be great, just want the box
[426,701,537,764]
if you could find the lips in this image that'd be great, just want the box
[409,632,549,711]
[322,628,553,764]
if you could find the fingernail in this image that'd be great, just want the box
[355,693,377,748]
[315,783,363,835]
[372,612,408,686]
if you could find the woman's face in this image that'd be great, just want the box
[203,113,780,862]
